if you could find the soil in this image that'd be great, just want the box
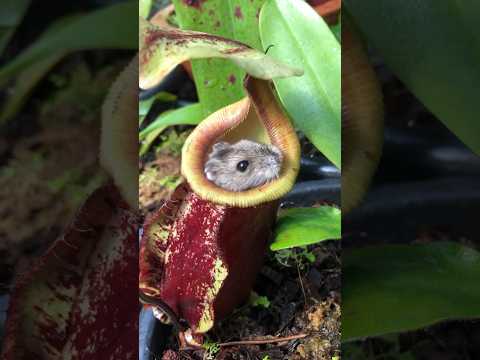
[178,242,341,360]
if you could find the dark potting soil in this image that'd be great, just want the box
[143,241,341,360]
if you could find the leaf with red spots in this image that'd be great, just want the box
[170,0,300,116]
[1,185,138,360]
[139,18,302,90]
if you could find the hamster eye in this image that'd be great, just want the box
[236,160,249,172]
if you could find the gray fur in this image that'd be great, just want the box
[204,140,283,191]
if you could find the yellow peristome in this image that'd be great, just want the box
[342,22,384,214]
[181,78,300,208]
[100,56,139,209]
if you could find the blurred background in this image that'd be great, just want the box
[0,0,136,350]
[342,2,480,357]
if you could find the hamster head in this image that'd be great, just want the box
[204,140,283,192]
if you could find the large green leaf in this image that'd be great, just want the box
[343,0,480,156]
[271,206,341,251]
[0,1,137,124]
[260,0,341,168]
[0,0,31,54]
[171,0,268,116]
[343,242,480,342]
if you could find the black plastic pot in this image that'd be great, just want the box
[0,295,9,354]
[345,125,480,247]
[139,308,172,360]
[344,176,480,246]
[376,127,480,184]
[282,179,340,207]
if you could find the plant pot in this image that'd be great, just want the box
[344,124,480,247]
[344,176,480,247]
[375,127,480,185]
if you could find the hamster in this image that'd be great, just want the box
[204,139,283,192]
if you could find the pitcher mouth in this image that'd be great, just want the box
[181,77,301,208]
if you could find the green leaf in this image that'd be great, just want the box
[139,0,152,19]
[343,242,480,342]
[250,292,271,308]
[171,0,268,115]
[271,206,341,251]
[0,1,137,124]
[139,92,176,117]
[139,18,302,90]
[0,53,65,124]
[260,0,341,168]
[343,1,480,156]
[0,0,31,54]
[139,103,204,155]
[0,1,136,85]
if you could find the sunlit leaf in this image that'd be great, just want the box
[271,206,341,250]
[260,0,341,168]
[343,242,480,341]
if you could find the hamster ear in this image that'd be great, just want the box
[212,141,230,151]
[211,141,232,157]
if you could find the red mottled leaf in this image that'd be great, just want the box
[1,184,138,360]
[140,183,278,334]
[139,18,302,90]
